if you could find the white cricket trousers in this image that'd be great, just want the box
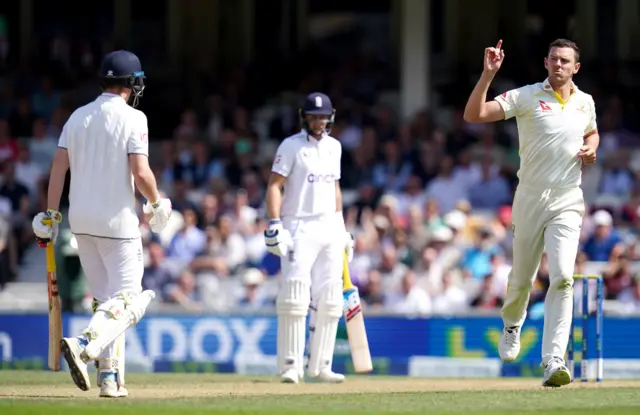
[75,234,144,381]
[75,235,144,302]
[501,184,584,365]
[281,214,344,298]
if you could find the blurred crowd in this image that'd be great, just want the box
[1,33,640,317]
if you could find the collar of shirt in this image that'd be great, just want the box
[301,129,327,144]
[541,78,578,105]
[98,92,127,103]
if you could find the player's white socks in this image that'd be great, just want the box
[542,280,573,365]
[276,279,310,377]
[82,290,155,360]
[307,282,342,377]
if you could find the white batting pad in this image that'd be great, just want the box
[276,279,310,374]
[307,281,342,377]
[83,290,155,360]
[115,333,126,385]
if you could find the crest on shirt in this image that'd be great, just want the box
[274,154,281,165]
[539,101,552,111]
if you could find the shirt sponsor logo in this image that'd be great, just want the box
[307,173,335,183]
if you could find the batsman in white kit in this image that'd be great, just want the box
[464,38,598,387]
[264,92,354,384]
[31,50,172,397]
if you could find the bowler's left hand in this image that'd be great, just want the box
[578,145,597,165]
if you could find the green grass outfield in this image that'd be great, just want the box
[0,371,639,415]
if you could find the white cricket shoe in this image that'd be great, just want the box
[307,368,345,383]
[60,337,91,391]
[98,372,129,398]
[280,368,299,384]
[542,357,571,387]
[499,326,521,362]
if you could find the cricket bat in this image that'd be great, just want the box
[342,252,373,373]
[44,219,62,371]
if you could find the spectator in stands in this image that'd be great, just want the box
[181,140,212,188]
[468,157,511,210]
[238,268,271,309]
[377,245,409,293]
[394,175,425,217]
[425,156,468,214]
[446,110,476,156]
[46,107,68,138]
[0,162,31,260]
[198,193,220,229]
[229,189,257,236]
[452,149,482,190]
[432,270,468,314]
[170,178,198,213]
[406,205,429,255]
[166,208,206,262]
[460,227,502,281]
[470,273,504,309]
[468,124,507,167]
[361,269,385,310]
[0,203,11,289]
[488,252,510,298]
[582,210,622,261]
[204,215,246,273]
[31,75,61,121]
[28,118,57,168]
[244,218,268,269]
[602,244,633,299]
[599,154,634,197]
[14,144,44,199]
[167,270,202,312]
[385,270,431,316]
[372,140,413,192]
[142,242,176,301]
[619,277,640,314]
[0,119,18,166]
[9,97,37,138]
[349,233,375,288]
[414,246,443,294]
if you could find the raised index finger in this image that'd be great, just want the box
[496,39,503,50]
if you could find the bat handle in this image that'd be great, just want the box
[342,251,355,291]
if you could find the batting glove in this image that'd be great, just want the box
[264,219,292,257]
[344,232,355,263]
[143,198,172,233]
[32,209,63,247]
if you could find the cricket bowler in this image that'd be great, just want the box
[463,39,598,387]
[31,50,172,397]
[264,92,354,384]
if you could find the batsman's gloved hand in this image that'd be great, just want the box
[32,209,63,247]
[143,198,172,233]
[264,219,293,257]
[344,232,355,263]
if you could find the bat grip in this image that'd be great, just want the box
[43,216,56,272]
[342,251,355,291]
